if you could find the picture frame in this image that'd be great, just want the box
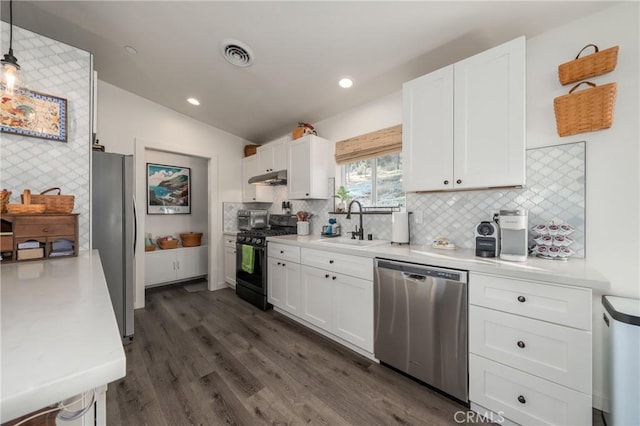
[0,89,68,142]
[146,163,191,214]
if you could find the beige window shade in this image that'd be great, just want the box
[334,124,402,165]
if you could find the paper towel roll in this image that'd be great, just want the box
[391,211,409,244]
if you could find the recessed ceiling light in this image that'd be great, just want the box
[124,45,138,55]
[338,77,354,89]
[187,97,200,106]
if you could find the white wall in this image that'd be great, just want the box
[311,2,639,409]
[97,81,248,308]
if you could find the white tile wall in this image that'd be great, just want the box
[224,141,586,257]
[0,24,92,250]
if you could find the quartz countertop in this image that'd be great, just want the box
[0,250,126,423]
[267,235,609,290]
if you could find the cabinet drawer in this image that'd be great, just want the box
[224,234,237,248]
[469,306,591,393]
[302,248,372,280]
[13,216,76,238]
[469,354,591,426]
[269,242,300,263]
[0,235,13,251]
[469,272,591,330]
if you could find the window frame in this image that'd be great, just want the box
[341,153,404,208]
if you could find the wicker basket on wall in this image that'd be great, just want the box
[554,81,617,137]
[558,44,619,85]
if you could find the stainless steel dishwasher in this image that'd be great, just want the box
[374,258,468,402]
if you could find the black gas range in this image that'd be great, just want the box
[235,214,298,310]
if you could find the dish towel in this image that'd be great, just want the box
[241,244,254,274]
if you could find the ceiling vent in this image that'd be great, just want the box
[220,39,254,67]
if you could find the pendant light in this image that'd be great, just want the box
[1,0,26,95]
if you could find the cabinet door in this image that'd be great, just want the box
[242,156,272,202]
[145,250,176,286]
[224,245,236,286]
[402,65,454,192]
[284,261,301,315]
[177,246,208,280]
[272,140,288,172]
[288,137,312,199]
[257,144,275,173]
[454,36,525,189]
[267,256,286,307]
[300,265,333,330]
[333,273,373,352]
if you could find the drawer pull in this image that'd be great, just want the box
[282,263,286,267]
[329,260,334,264]
[277,262,281,266]
[43,228,49,233]
[517,395,526,404]
[517,295,526,303]
[280,250,284,254]
[325,274,330,278]
[332,276,337,280]
[517,340,526,349]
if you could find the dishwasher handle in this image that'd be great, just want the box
[376,258,467,283]
[402,272,427,282]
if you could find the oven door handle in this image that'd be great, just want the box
[236,243,265,252]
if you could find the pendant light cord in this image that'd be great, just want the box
[9,0,13,52]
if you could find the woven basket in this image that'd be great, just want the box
[6,203,46,214]
[145,244,156,252]
[157,238,178,249]
[26,187,74,214]
[554,81,617,137]
[180,232,203,247]
[558,44,619,85]
[244,145,258,157]
[0,189,10,214]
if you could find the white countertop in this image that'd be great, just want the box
[268,235,610,290]
[0,250,126,423]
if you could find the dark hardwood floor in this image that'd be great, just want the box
[107,285,478,425]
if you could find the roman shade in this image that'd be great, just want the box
[334,124,402,165]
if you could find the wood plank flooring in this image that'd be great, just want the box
[106,284,604,425]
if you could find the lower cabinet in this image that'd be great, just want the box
[266,242,374,354]
[223,234,237,286]
[268,257,301,315]
[145,246,208,287]
[468,272,593,425]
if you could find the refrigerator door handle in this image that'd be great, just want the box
[133,196,138,255]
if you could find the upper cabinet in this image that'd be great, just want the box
[242,155,273,202]
[257,139,288,174]
[288,135,330,199]
[403,36,526,192]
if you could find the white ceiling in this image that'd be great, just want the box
[1,1,618,143]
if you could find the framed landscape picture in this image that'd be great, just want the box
[147,163,191,214]
[0,89,68,142]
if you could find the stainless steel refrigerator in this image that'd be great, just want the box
[92,151,135,344]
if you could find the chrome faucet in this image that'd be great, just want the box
[346,200,364,240]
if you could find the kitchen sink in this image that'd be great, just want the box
[312,238,389,248]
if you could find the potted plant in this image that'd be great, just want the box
[334,186,352,212]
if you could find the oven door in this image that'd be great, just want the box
[235,243,266,295]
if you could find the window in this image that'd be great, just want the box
[343,153,404,207]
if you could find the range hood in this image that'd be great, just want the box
[248,169,287,185]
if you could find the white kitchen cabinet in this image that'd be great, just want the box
[257,139,288,174]
[403,36,525,192]
[468,271,593,425]
[145,246,208,286]
[288,134,330,199]
[267,242,301,315]
[300,265,333,330]
[242,155,273,202]
[268,256,301,315]
[332,272,373,351]
[223,234,237,287]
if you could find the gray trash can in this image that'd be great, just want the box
[602,295,640,426]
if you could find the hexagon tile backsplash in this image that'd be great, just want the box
[0,23,92,251]
[225,141,585,257]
